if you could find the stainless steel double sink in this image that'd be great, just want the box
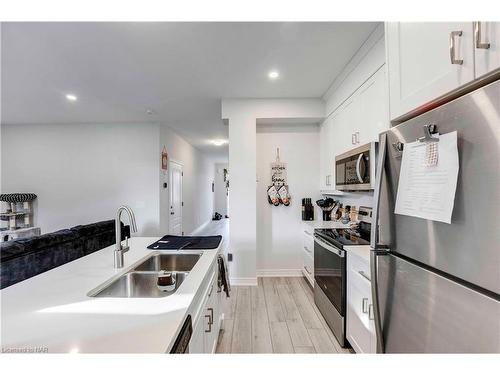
[88,253,202,298]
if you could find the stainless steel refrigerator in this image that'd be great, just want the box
[370,78,500,353]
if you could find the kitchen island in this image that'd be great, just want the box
[0,237,223,353]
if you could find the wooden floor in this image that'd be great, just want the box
[215,276,352,354]
[197,219,351,354]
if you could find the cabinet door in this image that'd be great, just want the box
[356,68,389,144]
[387,22,474,120]
[347,272,372,353]
[474,22,500,78]
[189,312,205,353]
[347,253,375,353]
[203,272,220,353]
[319,121,329,189]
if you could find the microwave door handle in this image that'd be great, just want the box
[370,132,388,354]
[356,153,364,183]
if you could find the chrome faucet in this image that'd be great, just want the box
[114,205,138,268]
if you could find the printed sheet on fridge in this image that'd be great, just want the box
[394,131,459,224]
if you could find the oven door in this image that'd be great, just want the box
[314,235,346,315]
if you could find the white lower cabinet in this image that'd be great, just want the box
[189,264,222,353]
[347,252,376,353]
[301,225,314,286]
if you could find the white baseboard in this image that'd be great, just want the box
[257,269,303,277]
[189,219,212,236]
[230,277,258,286]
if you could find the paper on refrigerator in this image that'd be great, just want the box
[394,131,459,224]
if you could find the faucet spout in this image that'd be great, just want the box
[114,205,138,268]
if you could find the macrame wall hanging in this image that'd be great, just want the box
[267,148,291,206]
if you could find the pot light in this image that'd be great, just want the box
[268,70,279,80]
[211,139,228,146]
[65,94,77,102]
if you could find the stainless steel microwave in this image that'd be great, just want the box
[335,142,377,191]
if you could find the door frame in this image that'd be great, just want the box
[168,159,183,235]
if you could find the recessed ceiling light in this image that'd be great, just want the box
[65,94,77,102]
[268,70,279,80]
[211,139,228,146]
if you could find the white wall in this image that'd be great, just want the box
[1,121,216,238]
[256,124,321,275]
[222,98,325,285]
[159,124,215,236]
[1,123,160,236]
[213,163,228,217]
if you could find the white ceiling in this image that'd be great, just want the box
[1,22,379,161]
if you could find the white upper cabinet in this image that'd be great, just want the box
[319,119,332,190]
[356,68,389,144]
[387,22,475,120]
[474,22,500,78]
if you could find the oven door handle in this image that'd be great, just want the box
[314,236,345,257]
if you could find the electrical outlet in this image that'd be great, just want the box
[227,253,233,262]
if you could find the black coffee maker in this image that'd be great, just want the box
[316,198,335,221]
[301,198,314,221]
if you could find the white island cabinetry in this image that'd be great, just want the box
[189,265,222,353]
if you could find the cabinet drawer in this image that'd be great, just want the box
[302,250,313,275]
[302,228,314,255]
[348,252,370,281]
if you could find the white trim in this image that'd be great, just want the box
[189,219,212,236]
[257,269,303,277]
[230,277,258,286]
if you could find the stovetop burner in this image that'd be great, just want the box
[315,227,370,249]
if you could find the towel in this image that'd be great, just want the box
[217,253,231,297]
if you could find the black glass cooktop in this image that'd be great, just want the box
[314,228,370,249]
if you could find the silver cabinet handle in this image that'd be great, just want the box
[368,304,375,320]
[304,265,312,275]
[475,22,490,49]
[362,298,369,314]
[208,283,214,297]
[303,246,312,254]
[304,230,312,236]
[205,307,214,332]
[207,307,214,324]
[449,30,463,65]
[358,270,371,282]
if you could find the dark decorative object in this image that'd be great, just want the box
[0,219,131,289]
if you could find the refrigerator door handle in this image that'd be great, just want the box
[370,132,387,249]
[370,132,388,353]
[370,251,385,353]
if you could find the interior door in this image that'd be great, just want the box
[169,161,183,235]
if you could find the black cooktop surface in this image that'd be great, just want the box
[314,228,370,249]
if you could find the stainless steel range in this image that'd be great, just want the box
[313,207,372,347]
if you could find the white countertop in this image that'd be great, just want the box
[344,245,371,264]
[0,237,220,353]
[302,220,351,229]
